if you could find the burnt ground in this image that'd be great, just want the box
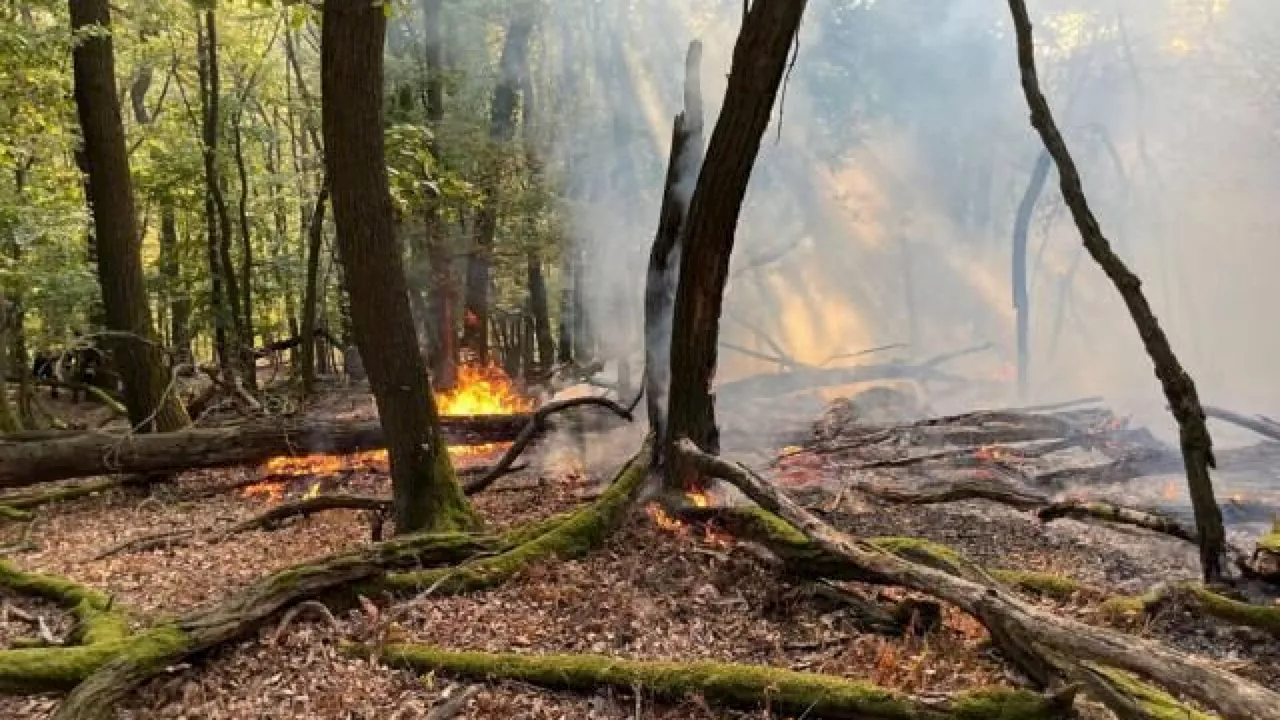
[0,390,1277,719]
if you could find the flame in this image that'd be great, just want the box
[435,364,534,416]
[646,502,686,533]
[244,363,530,503]
[974,445,1007,462]
[1161,481,1179,500]
[686,488,711,508]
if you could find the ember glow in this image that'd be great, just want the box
[645,486,736,548]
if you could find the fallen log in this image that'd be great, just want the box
[0,410,627,489]
[1204,405,1280,443]
[717,362,966,402]
[674,438,1280,720]
[356,644,1075,720]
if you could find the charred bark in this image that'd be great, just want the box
[644,40,703,465]
[461,7,535,364]
[664,0,808,487]
[1006,1,1225,583]
[69,0,189,432]
[322,0,477,533]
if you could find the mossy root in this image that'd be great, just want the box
[358,643,1072,720]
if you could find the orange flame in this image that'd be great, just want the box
[974,445,1007,462]
[1161,481,1179,500]
[646,502,686,533]
[435,364,534,416]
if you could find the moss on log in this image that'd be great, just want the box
[382,442,652,595]
[361,644,1072,720]
[1103,583,1280,637]
[1083,665,1217,720]
[988,570,1089,603]
[0,506,31,522]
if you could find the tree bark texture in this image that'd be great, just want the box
[1006,0,1225,583]
[461,7,535,365]
[665,0,807,486]
[321,0,477,533]
[69,0,189,432]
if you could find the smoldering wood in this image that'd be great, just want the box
[674,439,1280,720]
[0,412,626,489]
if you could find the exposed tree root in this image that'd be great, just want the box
[92,494,395,560]
[674,438,1280,720]
[1102,583,1280,638]
[382,441,652,595]
[353,643,1076,720]
[463,395,634,495]
[0,476,145,513]
[33,442,652,717]
[1036,501,1197,544]
[47,531,496,718]
[853,478,1049,512]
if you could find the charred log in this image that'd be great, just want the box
[0,413,628,489]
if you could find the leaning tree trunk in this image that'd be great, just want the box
[1012,149,1051,402]
[664,0,807,487]
[322,0,477,533]
[69,0,189,432]
[644,40,703,465]
[1006,0,1225,583]
[462,7,536,365]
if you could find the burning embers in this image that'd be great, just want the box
[243,364,529,503]
[645,485,734,548]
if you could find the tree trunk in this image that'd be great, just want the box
[1006,1,1225,584]
[197,9,244,381]
[232,115,256,389]
[461,7,535,365]
[556,256,573,365]
[299,177,330,395]
[321,0,477,533]
[644,40,703,463]
[419,0,457,389]
[69,0,189,432]
[1012,150,1051,402]
[0,300,20,433]
[664,0,807,486]
[0,413,548,489]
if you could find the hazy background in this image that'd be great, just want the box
[519,0,1277,447]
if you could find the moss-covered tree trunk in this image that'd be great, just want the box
[462,6,535,365]
[1006,0,1226,584]
[69,0,189,432]
[665,0,807,487]
[321,0,477,533]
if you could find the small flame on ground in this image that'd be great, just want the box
[1161,481,1179,500]
[435,364,534,416]
[974,445,1007,462]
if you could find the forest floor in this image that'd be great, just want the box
[1,388,1278,719]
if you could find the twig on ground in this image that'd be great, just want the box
[270,600,340,645]
[426,684,482,720]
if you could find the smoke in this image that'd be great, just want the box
[524,0,1280,452]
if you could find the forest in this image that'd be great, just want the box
[1,0,1279,718]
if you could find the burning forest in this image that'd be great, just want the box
[2,1,1280,719]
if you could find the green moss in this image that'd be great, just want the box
[1184,585,1280,636]
[0,640,130,694]
[0,505,31,522]
[989,570,1084,602]
[1089,666,1217,720]
[869,537,982,580]
[0,560,110,610]
[70,600,131,645]
[1258,524,1280,553]
[117,625,189,670]
[383,444,651,595]
[365,644,1062,719]
[950,688,1067,720]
